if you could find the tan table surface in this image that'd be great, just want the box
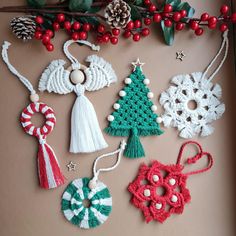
[0,0,236,235]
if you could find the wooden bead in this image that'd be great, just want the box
[89,179,97,189]
[30,93,39,103]
[70,69,85,84]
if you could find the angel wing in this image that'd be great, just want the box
[83,55,117,91]
[38,59,74,94]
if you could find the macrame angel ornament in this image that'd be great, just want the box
[39,40,117,153]
[2,41,65,189]
[158,31,228,138]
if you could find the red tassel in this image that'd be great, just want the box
[38,141,65,189]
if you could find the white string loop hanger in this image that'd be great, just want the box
[63,39,100,71]
[202,29,229,82]
[89,140,127,189]
[2,41,38,102]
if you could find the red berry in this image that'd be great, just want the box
[173,12,181,22]
[208,16,218,26]
[72,22,80,30]
[42,34,50,44]
[112,28,120,36]
[144,0,151,5]
[57,13,65,23]
[133,33,140,42]
[46,43,54,52]
[201,13,209,21]
[164,4,173,13]
[195,28,203,36]
[83,23,91,32]
[220,5,229,15]
[190,20,199,30]
[79,31,87,40]
[45,30,53,38]
[175,22,185,31]
[164,19,172,27]
[97,24,105,33]
[141,28,150,36]
[231,13,236,23]
[179,9,187,17]
[144,18,152,25]
[110,37,118,44]
[126,21,134,30]
[35,16,44,24]
[219,23,228,32]
[153,13,162,22]
[208,23,216,29]
[134,20,141,28]
[149,4,156,12]
[102,34,110,43]
[34,31,42,40]
[53,22,60,31]
[36,26,42,31]
[64,21,71,30]
[162,12,170,18]
[71,32,79,40]
[123,30,131,38]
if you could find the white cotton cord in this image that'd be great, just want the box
[202,30,229,82]
[1,41,36,95]
[63,39,100,70]
[89,140,126,189]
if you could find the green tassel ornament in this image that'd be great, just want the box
[105,58,163,158]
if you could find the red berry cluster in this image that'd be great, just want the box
[122,20,150,42]
[96,24,120,44]
[34,14,91,51]
[188,4,234,36]
[31,2,236,51]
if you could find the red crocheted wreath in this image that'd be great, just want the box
[128,141,213,223]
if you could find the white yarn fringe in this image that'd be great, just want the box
[70,86,108,153]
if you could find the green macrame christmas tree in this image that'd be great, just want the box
[105,58,163,158]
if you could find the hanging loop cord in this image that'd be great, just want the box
[89,140,126,189]
[2,41,36,95]
[63,39,100,70]
[176,141,213,176]
[202,30,229,82]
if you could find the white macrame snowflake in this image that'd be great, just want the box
[159,72,225,138]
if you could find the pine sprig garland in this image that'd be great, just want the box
[0,0,235,51]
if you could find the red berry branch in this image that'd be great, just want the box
[1,0,236,52]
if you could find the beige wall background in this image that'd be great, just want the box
[0,0,236,235]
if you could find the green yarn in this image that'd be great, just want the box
[105,65,164,158]
[124,128,145,158]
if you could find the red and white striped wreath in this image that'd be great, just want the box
[20,102,65,189]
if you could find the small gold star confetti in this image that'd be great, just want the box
[132,58,145,71]
[67,161,77,171]
[176,51,186,61]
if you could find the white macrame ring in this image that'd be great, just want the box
[20,102,56,137]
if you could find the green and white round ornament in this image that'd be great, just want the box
[61,141,126,229]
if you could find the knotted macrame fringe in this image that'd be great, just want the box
[70,91,108,153]
[38,141,65,189]
[124,128,145,158]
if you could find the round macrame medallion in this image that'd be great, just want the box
[61,177,112,229]
[159,72,225,138]
[20,102,56,137]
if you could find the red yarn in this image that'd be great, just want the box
[20,102,65,189]
[128,141,213,223]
